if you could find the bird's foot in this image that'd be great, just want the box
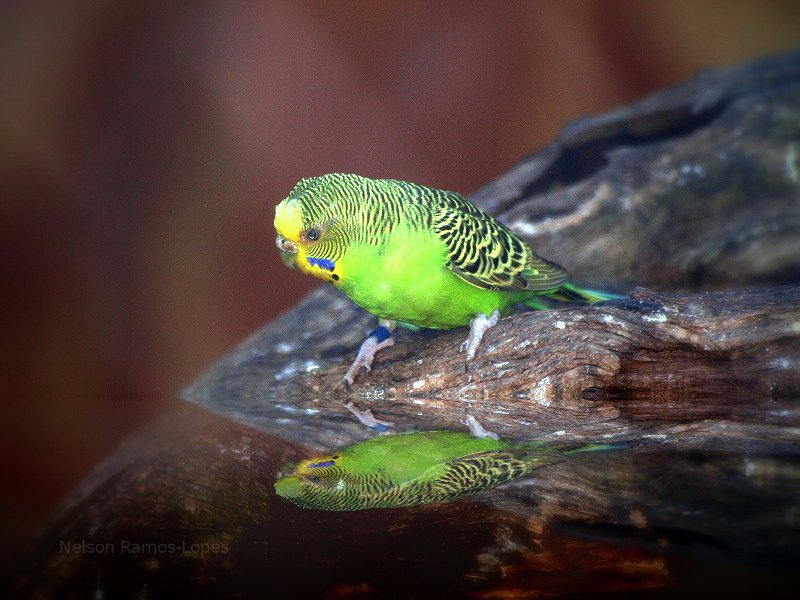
[464,414,499,440]
[342,324,395,386]
[459,310,500,362]
[344,402,395,433]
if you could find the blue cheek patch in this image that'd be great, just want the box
[308,460,336,469]
[307,257,335,271]
[368,325,392,344]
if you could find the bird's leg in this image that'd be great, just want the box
[464,414,499,440]
[459,310,500,362]
[343,319,396,386]
[344,402,395,433]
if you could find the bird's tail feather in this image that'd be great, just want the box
[564,443,626,454]
[548,283,623,304]
[514,441,624,463]
[516,441,624,454]
[509,441,621,467]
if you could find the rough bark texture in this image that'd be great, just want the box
[184,284,800,452]
[14,51,800,598]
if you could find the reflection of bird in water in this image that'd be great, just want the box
[275,429,614,511]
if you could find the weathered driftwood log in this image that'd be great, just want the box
[185,285,800,451]
[15,51,800,597]
[472,50,800,292]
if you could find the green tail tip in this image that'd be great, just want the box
[561,283,624,303]
[567,442,626,454]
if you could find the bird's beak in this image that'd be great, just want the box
[274,475,302,499]
[276,235,298,267]
[276,462,298,479]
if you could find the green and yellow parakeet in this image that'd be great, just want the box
[274,173,618,385]
[274,428,613,510]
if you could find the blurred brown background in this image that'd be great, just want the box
[1,0,798,559]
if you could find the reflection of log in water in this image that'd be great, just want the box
[15,51,800,597]
[13,408,674,597]
[14,408,800,597]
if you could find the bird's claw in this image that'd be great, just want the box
[342,335,395,386]
[345,402,395,433]
[464,414,500,440]
[460,310,500,362]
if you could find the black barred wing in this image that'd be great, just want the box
[429,451,532,500]
[430,190,567,291]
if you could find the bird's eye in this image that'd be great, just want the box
[306,227,320,241]
[307,475,320,483]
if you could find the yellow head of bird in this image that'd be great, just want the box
[274,196,340,282]
[274,198,303,268]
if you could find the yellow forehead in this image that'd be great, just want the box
[274,198,304,241]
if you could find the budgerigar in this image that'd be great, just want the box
[274,430,612,510]
[274,173,618,385]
